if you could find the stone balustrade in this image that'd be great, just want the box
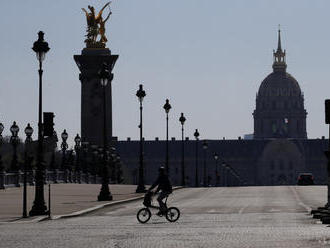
[0,170,102,189]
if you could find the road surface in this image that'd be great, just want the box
[0,186,329,248]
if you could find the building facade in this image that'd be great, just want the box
[113,30,327,186]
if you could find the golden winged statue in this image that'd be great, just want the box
[82,2,112,48]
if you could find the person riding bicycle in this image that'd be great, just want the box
[147,166,172,215]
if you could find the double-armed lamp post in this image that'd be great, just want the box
[136,84,146,193]
[29,31,49,216]
[163,99,171,175]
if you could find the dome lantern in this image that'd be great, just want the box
[272,26,287,72]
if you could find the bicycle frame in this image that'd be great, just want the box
[148,194,169,210]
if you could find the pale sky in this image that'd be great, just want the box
[1,0,330,146]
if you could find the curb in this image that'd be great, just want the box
[52,195,145,220]
[51,186,184,220]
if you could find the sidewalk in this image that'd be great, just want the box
[0,184,146,222]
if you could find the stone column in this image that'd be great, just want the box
[74,48,118,147]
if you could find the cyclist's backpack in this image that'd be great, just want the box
[166,177,173,194]
[143,192,152,207]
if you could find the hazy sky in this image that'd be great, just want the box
[1,0,330,146]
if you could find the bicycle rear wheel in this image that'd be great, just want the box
[165,207,180,222]
[137,208,151,223]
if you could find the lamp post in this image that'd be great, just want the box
[179,113,186,186]
[214,152,219,187]
[10,121,20,172]
[136,84,146,193]
[194,129,199,187]
[202,140,208,187]
[61,129,68,170]
[74,134,81,183]
[98,63,113,201]
[30,31,50,216]
[23,123,33,218]
[163,99,171,175]
[0,123,4,174]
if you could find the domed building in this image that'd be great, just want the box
[109,29,327,187]
[253,29,307,139]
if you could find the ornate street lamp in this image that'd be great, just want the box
[23,123,33,218]
[74,134,81,183]
[202,140,208,187]
[136,84,146,193]
[30,31,50,216]
[179,113,186,186]
[10,121,20,172]
[98,63,113,201]
[194,129,199,187]
[0,123,4,173]
[61,129,68,170]
[214,152,219,187]
[163,99,171,174]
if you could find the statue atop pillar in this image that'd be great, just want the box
[81,2,112,48]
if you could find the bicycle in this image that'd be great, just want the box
[136,191,180,223]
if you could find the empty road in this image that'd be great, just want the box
[1,186,329,248]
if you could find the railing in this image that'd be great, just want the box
[0,170,102,189]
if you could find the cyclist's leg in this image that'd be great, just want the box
[157,191,168,213]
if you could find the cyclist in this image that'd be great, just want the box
[147,166,172,215]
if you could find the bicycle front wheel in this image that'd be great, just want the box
[137,208,151,223]
[165,207,180,222]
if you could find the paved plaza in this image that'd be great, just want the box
[1,186,330,247]
[0,184,146,222]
